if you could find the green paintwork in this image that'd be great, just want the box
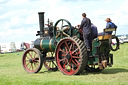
[92,38,101,56]
[40,38,55,52]
[88,57,98,65]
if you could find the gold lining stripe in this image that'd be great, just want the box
[49,39,53,52]
[40,38,44,51]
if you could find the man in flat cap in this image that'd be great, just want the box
[105,18,117,35]
[99,18,117,35]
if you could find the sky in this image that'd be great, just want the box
[0,0,128,42]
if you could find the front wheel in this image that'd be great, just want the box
[22,48,43,73]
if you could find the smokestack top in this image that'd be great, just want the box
[38,12,45,14]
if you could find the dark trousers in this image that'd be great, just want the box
[83,33,92,50]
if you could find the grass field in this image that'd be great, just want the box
[0,43,128,85]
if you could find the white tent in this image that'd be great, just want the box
[0,42,16,53]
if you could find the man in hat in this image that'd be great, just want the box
[105,18,117,35]
[79,13,92,51]
[98,18,117,35]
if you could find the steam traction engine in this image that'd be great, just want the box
[22,12,119,75]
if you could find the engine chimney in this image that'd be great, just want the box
[38,12,45,37]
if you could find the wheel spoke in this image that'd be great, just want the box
[29,63,32,70]
[61,34,63,38]
[65,62,70,69]
[59,58,67,62]
[71,64,74,71]
[61,20,63,29]
[59,49,66,54]
[33,52,37,58]
[28,52,32,59]
[63,59,67,68]
[31,63,33,70]
[25,60,29,62]
[69,43,72,51]
[62,32,69,37]
[56,33,61,38]
[73,51,80,55]
[49,62,51,68]
[62,54,66,57]
[72,60,79,68]
[26,62,30,67]
[72,56,80,59]
[31,51,33,58]
[34,62,39,66]
[64,45,68,53]
[26,56,30,59]
[52,61,57,67]
[74,59,80,66]
[72,48,79,54]
[65,42,70,50]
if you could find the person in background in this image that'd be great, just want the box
[98,18,117,35]
[79,13,92,51]
[91,23,98,40]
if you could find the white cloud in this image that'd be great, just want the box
[0,0,128,42]
[26,14,38,24]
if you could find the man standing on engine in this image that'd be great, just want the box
[79,13,92,51]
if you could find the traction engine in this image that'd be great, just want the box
[22,12,119,75]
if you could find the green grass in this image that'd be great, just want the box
[0,43,128,85]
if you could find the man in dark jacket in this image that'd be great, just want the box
[91,23,98,40]
[79,13,92,51]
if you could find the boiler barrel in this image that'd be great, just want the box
[34,38,55,52]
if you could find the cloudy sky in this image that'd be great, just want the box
[0,0,128,42]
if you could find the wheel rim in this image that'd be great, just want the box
[22,49,42,73]
[53,19,72,42]
[44,52,58,71]
[109,36,119,51]
[56,39,82,75]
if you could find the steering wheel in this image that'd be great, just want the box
[53,19,72,42]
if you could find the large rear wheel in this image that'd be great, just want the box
[55,37,88,75]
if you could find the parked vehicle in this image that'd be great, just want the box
[123,38,128,43]
[0,42,16,53]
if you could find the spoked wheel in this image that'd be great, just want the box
[85,64,103,72]
[22,48,43,73]
[44,52,58,71]
[53,19,72,42]
[55,37,88,75]
[109,36,119,51]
